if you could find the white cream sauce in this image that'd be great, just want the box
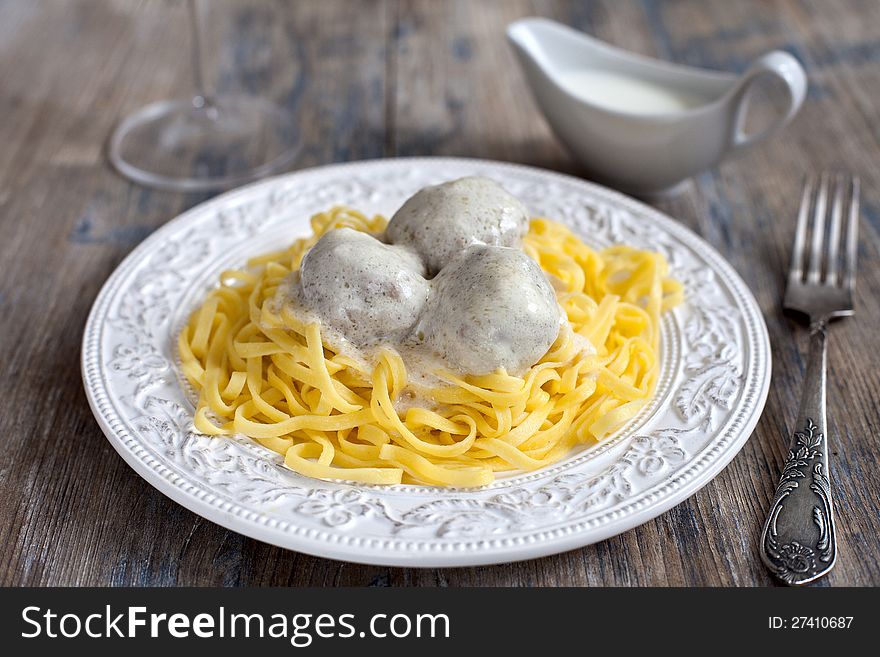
[281,177,579,396]
[557,69,707,114]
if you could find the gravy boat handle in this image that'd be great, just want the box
[728,50,808,154]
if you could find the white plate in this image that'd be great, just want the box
[82,158,771,567]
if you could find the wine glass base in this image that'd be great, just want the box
[108,96,299,192]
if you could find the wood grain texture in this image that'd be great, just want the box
[0,0,878,587]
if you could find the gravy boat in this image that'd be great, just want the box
[507,18,807,197]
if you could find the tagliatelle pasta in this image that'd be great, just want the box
[178,207,682,486]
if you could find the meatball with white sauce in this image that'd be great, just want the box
[296,228,430,347]
[385,177,530,274]
[413,245,561,375]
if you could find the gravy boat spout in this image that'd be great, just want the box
[507,18,807,197]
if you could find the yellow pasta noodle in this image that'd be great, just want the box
[179,207,683,486]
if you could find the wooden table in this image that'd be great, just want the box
[1,0,878,587]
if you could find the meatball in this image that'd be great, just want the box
[385,176,530,274]
[296,228,430,346]
[413,245,560,375]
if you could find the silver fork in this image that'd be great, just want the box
[760,173,860,585]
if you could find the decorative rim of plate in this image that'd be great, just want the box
[82,157,771,567]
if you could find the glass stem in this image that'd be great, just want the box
[187,0,210,107]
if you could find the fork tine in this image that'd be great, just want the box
[806,173,829,284]
[789,176,814,282]
[843,176,860,291]
[825,175,845,285]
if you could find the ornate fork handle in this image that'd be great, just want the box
[760,321,837,585]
